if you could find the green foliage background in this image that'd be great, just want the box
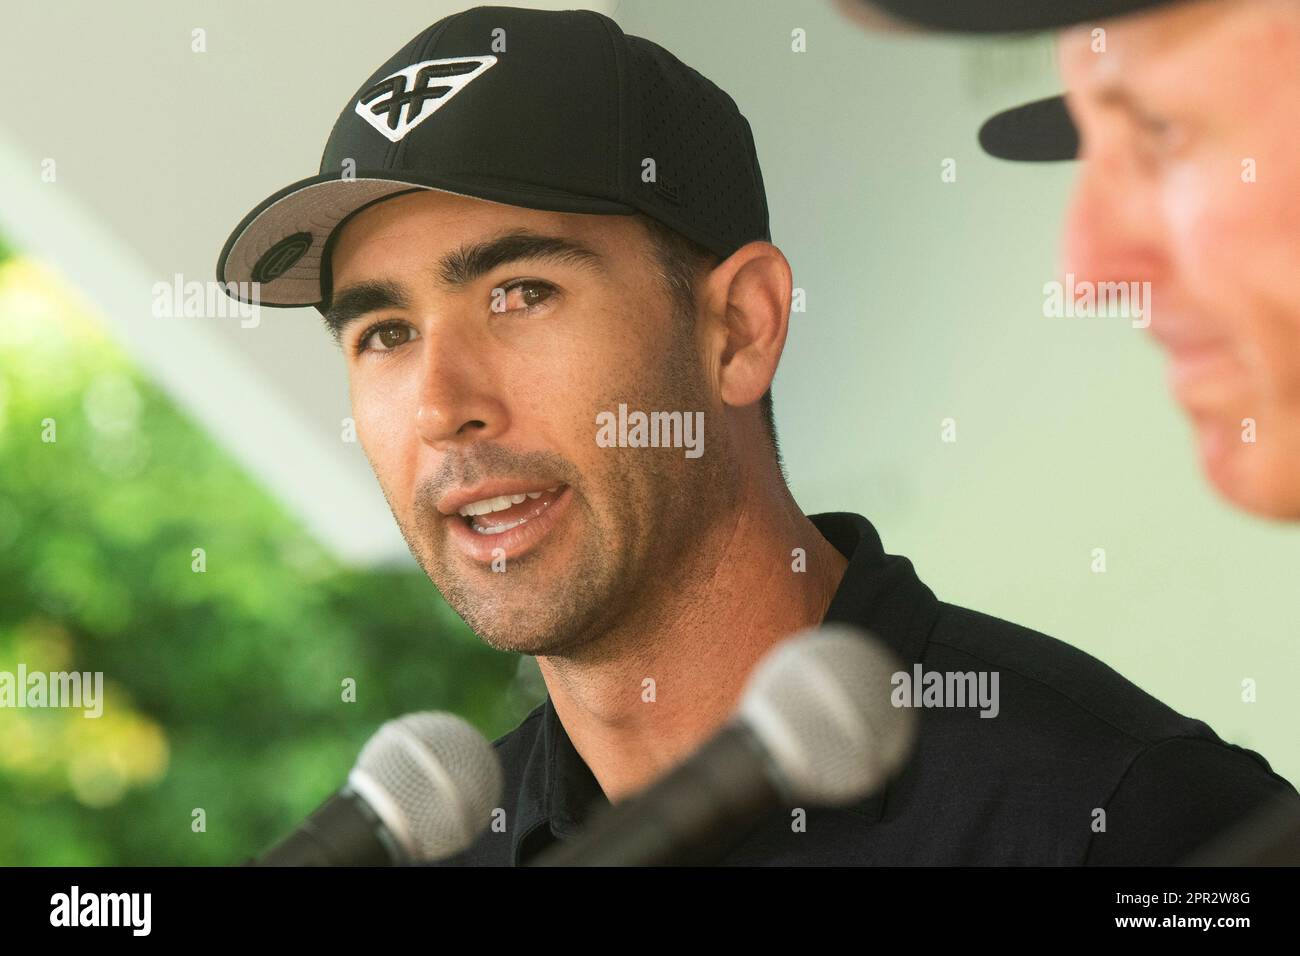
[0,245,542,865]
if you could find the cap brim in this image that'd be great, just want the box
[862,0,1175,32]
[978,95,1079,162]
[216,172,636,308]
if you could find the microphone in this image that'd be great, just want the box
[250,711,502,866]
[530,624,916,866]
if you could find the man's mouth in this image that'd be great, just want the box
[456,485,567,535]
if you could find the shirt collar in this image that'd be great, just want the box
[509,511,938,864]
[815,511,937,667]
[507,694,606,864]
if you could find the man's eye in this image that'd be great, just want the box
[358,322,419,354]
[492,280,557,314]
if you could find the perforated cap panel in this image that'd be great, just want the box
[624,34,771,259]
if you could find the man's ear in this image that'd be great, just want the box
[700,240,792,411]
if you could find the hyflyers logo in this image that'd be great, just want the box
[355,56,497,142]
[50,886,151,937]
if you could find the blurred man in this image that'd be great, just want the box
[844,0,1300,863]
[216,5,1293,864]
[847,0,1300,520]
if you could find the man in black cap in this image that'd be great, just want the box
[845,0,1300,522]
[217,5,1294,865]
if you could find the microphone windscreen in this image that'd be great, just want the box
[737,624,916,805]
[351,711,502,861]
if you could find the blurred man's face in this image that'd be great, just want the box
[1059,0,1300,518]
[328,191,735,655]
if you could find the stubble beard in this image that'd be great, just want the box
[380,311,739,659]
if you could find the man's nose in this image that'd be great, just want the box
[1061,147,1166,287]
[413,331,508,449]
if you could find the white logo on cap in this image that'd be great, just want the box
[354,55,497,143]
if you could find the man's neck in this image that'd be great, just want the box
[536,481,848,804]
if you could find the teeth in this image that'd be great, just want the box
[472,516,528,535]
[457,486,562,517]
[458,495,510,516]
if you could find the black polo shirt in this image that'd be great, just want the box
[432,512,1298,865]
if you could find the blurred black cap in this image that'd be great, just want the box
[860,0,1191,162]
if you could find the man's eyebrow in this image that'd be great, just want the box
[323,279,410,341]
[436,230,607,287]
[323,230,606,341]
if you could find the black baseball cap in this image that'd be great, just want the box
[860,0,1193,162]
[216,5,770,309]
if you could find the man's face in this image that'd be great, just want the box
[328,191,734,654]
[1058,0,1300,518]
